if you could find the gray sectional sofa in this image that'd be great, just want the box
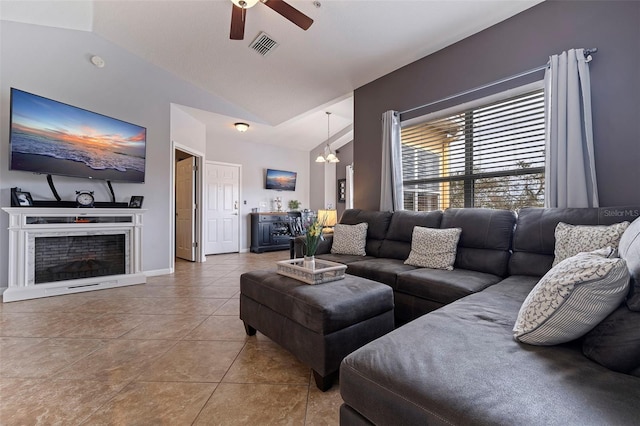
[294,206,640,425]
[296,208,518,324]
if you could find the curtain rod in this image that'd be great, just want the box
[399,48,598,117]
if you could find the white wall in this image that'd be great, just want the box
[205,129,309,251]
[0,21,259,282]
[309,141,341,211]
[309,143,327,211]
[170,105,207,155]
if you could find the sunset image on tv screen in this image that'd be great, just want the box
[10,89,146,182]
[266,169,297,191]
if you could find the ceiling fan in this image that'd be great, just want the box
[229,0,314,40]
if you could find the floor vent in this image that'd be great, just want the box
[249,32,279,56]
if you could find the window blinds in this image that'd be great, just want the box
[401,89,545,211]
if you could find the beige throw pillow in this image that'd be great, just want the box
[514,249,630,346]
[553,221,630,266]
[331,223,368,256]
[404,227,462,270]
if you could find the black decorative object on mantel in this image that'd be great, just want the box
[337,179,346,203]
[75,190,95,208]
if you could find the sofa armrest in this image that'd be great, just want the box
[292,235,334,258]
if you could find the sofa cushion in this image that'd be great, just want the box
[346,258,418,288]
[441,208,516,277]
[513,250,630,345]
[340,275,640,426]
[553,221,629,266]
[339,209,393,257]
[582,304,640,377]
[378,210,443,260]
[331,223,368,256]
[404,227,461,270]
[509,207,640,277]
[396,267,502,306]
[316,253,377,265]
[510,208,601,277]
[619,216,640,311]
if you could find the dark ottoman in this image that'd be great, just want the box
[240,270,394,391]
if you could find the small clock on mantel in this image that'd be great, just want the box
[75,190,95,208]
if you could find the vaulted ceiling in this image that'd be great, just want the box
[2,0,543,150]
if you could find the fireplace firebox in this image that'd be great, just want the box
[35,234,126,283]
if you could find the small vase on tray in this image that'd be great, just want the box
[303,255,316,270]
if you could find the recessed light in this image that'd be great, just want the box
[90,55,105,68]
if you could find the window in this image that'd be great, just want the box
[401,88,545,212]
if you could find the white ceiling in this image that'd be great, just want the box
[1,0,543,152]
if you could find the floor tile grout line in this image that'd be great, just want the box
[303,370,313,426]
[216,337,250,385]
[189,336,250,425]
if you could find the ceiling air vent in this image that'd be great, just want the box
[249,32,279,57]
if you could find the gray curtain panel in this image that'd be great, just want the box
[380,110,403,211]
[544,48,599,208]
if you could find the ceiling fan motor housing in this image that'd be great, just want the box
[230,0,314,40]
[232,0,259,8]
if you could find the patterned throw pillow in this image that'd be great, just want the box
[404,227,462,270]
[553,221,630,266]
[331,222,368,256]
[513,250,630,346]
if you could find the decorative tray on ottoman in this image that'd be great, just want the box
[276,258,347,285]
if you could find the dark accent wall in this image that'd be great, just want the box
[354,0,640,210]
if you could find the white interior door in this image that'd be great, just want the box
[206,162,240,254]
[176,157,196,261]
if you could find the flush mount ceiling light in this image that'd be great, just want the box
[315,112,340,163]
[234,122,250,132]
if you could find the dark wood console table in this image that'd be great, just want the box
[250,212,298,253]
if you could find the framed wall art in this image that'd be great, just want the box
[337,179,346,203]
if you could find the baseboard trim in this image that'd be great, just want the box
[144,268,172,277]
[2,274,146,302]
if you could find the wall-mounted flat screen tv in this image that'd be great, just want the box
[265,168,297,191]
[9,88,146,183]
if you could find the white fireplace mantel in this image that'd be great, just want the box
[2,207,146,302]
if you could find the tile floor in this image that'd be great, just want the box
[0,251,344,425]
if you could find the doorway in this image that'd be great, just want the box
[173,147,204,264]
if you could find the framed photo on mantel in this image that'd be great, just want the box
[11,188,34,207]
[129,196,144,208]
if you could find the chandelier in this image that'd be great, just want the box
[315,112,340,163]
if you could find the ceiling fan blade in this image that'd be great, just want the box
[230,4,246,40]
[262,0,313,30]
